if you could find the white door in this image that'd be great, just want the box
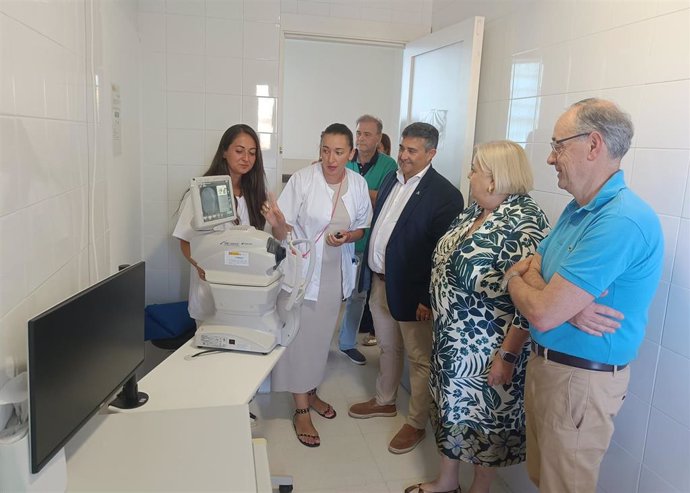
[400,17,484,199]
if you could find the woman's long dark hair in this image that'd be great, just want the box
[379,133,391,155]
[205,124,267,229]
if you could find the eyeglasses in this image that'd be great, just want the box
[550,132,590,154]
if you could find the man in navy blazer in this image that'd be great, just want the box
[349,122,464,454]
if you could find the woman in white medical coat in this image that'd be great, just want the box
[263,123,372,447]
[173,124,268,322]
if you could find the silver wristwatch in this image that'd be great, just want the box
[498,348,518,364]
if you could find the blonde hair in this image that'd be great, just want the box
[472,140,533,195]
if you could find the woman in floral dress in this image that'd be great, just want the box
[406,141,549,493]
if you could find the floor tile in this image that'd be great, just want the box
[253,330,520,492]
[363,428,440,483]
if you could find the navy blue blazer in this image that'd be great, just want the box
[359,166,464,321]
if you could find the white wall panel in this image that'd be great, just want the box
[598,442,641,493]
[653,347,690,426]
[167,92,204,129]
[611,392,652,460]
[205,57,243,95]
[282,38,403,160]
[206,0,243,19]
[0,0,141,366]
[644,408,690,491]
[167,128,205,165]
[166,14,204,54]
[631,149,689,217]
[205,18,243,58]
[166,53,204,92]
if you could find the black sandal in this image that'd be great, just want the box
[307,388,337,419]
[293,408,320,448]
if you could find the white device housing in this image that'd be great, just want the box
[188,175,315,354]
[191,226,314,354]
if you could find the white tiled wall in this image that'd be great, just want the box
[138,0,280,304]
[433,1,690,492]
[0,0,142,373]
[140,0,432,305]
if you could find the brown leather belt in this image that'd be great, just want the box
[375,272,386,282]
[531,341,628,373]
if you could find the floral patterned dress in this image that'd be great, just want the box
[429,194,550,467]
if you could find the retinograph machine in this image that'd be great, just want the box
[188,176,314,354]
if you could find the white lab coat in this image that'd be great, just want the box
[278,164,372,301]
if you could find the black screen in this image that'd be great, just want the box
[200,181,234,222]
[28,261,145,473]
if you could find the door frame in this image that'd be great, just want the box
[399,17,484,199]
[276,16,427,193]
[277,32,404,189]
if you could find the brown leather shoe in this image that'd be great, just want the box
[388,424,425,454]
[348,398,397,419]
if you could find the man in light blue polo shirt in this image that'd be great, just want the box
[505,98,663,492]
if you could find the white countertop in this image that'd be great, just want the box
[133,340,284,412]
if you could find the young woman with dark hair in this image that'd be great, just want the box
[203,124,268,229]
[173,124,268,322]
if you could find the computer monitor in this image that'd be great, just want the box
[190,175,237,230]
[27,262,146,474]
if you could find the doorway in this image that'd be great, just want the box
[280,36,404,179]
[279,17,484,198]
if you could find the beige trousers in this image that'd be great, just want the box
[368,275,433,430]
[525,353,630,493]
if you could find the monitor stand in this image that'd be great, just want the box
[109,375,149,410]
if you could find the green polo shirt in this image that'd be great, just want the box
[346,150,398,252]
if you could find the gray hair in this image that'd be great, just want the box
[356,114,383,134]
[401,122,439,151]
[570,98,634,160]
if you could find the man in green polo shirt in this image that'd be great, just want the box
[338,114,398,365]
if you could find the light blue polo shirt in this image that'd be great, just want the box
[532,171,663,365]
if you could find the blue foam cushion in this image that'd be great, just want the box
[144,301,195,340]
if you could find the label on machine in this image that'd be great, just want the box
[224,251,249,266]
